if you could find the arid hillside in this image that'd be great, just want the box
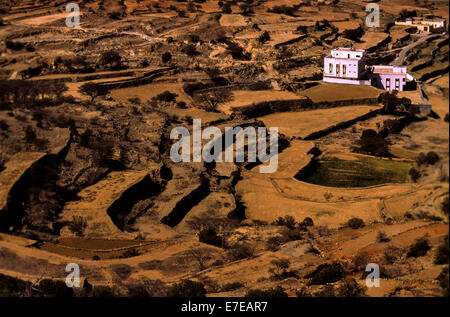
[0,0,448,298]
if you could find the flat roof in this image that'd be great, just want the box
[331,47,365,52]
[325,54,361,61]
[372,66,406,75]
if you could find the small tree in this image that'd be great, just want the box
[68,216,88,236]
[79,82,110,102]
[376,231,390,243]
[434,235,449,264]
[193,88,233,112]
[100,50,122,69]
[407,237,431,258]
[258,31,271,44]
[161,52,172,64]
[347,217,365,229]
[336,278,367,297]
[268,258,291,279]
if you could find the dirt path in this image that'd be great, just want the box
[391,34,439,67]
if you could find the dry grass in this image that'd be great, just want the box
[258,105,379,139]
[301,83,382,103]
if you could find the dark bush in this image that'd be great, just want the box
[167,279,206,297]
[156,91,178,102]
[0,273,30,297]
[162,52,172,63]
[347,217,365,229]
[228,243,254,261]
[409,167,421,182]
[90,285,114,297]
[258,31,271,44]
[272,215,296,229]
[434,235,449,264]
[245,286,288,297]
[407,237,431,258]
[199,227,222,247]
[436,266,449,297]
[336,278,367,297]
[376,231,390,243]
[38,279,73,297]
[300,217,314,227]
[308,261,344,285]
[441,196,449,216]
[221,282,244,292]
[120,248,140,258]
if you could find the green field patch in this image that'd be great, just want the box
[298,156,412,188]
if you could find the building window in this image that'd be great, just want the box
[395,78,400,89]
[386,78,391,89]
[329,63,333,74]
[336,64,340,76]
[342,64,346,76]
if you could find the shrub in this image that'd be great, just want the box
[266,236,283,251]
[300,217,314,227]
[108,11,122,20]
[313,285,335,297]
[90,285,114,297]
[100,50,122,69]
[376,231,390,243]
[407,237,431,258]
[352,252,370,270]
[268,258,297,280]
[347,217,365,229]
[436,266,449,297]
[174,102,186,110]
[425,151,440,165]
[359,129,390,157]
[68,216,88,236]
[417,151,440,166]
[308,261,344,285]
[167,279,206,297]
[156,91,178,102]
[193,88,233,112]
[38,279,73,297]
[199,227,222,247]
[120,248,140,258]
[441,196,449,216]
[245,286,288,297]
[221,282,244,292]
[0,120,9,131]
[409,167,421,182]
[336,278,367,297]
[383,245,403,264]
[258,31,271,44]
[79,82,110,102]
[161,52,172,63]
[0,273,30,297]
[272,215,296,229]
[228,243,254,261]
[434,235,449,264]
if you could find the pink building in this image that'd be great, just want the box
[370,65,407,91]
[323,47,409,91]
[323,48,371,85]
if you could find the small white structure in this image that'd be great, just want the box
[395,17,447,33]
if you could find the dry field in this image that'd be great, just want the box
[0,0,448,299]
[301,83,382,103]
[258,105,379,139]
